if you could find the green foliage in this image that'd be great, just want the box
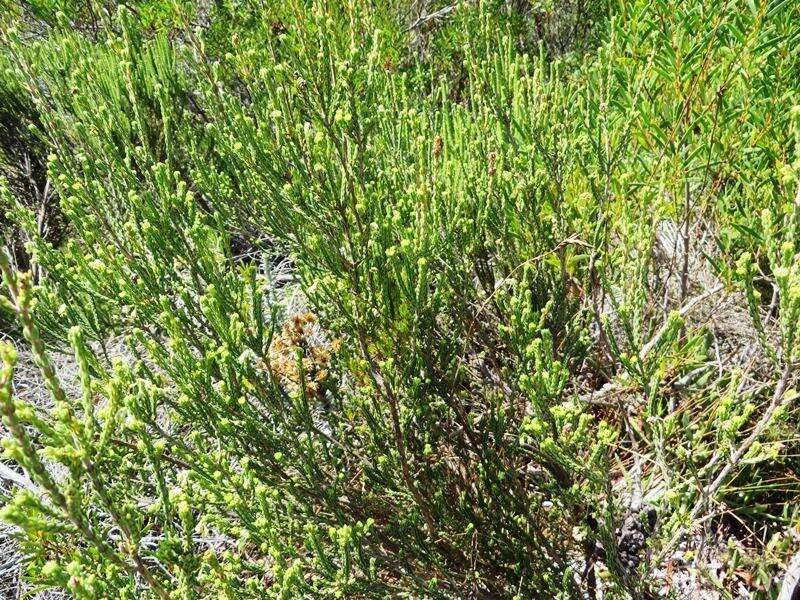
[1,0,799,597]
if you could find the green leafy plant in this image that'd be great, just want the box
[1,0,799,597]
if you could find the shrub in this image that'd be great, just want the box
[1,0,800,597]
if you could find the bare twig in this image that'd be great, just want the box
[579,283,725,406]
[406,3,458,31]
[679,180,691,305]
[655,362,795,566]
[0,462,38,492]
[639,283,724,360]
[690,362,793,520]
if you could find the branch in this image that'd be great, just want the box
[406,3,458,31]
[690,362,793,520]
[0,461,38,492]
[639,283,724,361]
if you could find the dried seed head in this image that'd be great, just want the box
[432,136,443,158]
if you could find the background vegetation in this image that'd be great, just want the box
[1,0,800,597]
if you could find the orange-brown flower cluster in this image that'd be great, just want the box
[267,312,339,400]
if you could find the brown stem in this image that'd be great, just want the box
[354,325,437,538]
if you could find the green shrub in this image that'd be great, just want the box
[1,0,800,597]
